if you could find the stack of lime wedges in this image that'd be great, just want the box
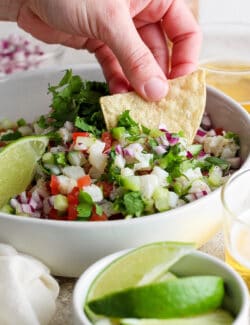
[0,136,48,208]
[85,242,234,325]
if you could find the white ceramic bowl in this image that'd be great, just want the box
[0,64,249,277]
[73,248,250,325]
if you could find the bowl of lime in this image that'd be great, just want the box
[73,242,249,325]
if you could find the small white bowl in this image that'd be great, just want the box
[73,249,250,325]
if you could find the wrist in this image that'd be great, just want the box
[0,0,22,21]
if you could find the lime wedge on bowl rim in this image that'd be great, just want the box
[0,136,49,207]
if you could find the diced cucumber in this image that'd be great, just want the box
[111,127,126,140]
[149,129,164,138]
[121,176,140,191]
[153,187,170,212]
[67,151,86,166]
[53,194,68,212]
[42,152,55,165]
[208,166,223,187]
[187,144,202,156]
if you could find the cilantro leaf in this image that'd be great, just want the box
[75,116,101,136]
[123,192,145,217]
[77,202,92,219]
[78,190,93,204]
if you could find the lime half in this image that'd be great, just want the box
[86,242,195,303]
[0,136,49,207]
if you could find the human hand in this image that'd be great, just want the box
[15,0,201,101]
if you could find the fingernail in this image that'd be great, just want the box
[143,77,168,101]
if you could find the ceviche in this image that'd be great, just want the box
[0,70,241,221]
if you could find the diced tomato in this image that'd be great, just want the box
[215,127,224,136]
[101,131,112,153]
[97,181,113,198]
[48,208,68,220]
[90,207,108,221]
[67,187,79,205]
[67,204,78,221]
[72,132,89,143]
[77,175,91,188]
[50,175,60,195]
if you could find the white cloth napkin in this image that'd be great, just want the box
[0,244,59,325]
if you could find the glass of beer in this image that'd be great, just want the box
[199,23,250,113]
[221,169,250,289]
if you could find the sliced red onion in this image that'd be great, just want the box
[124,143,143,158]
[168,136,179,146]
[29,197,39,211]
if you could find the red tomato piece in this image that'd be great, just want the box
[77,175,91,188]
[50,175,60,195]
[67,204,78,221]
[67,187,79,205]
[97,181,113,198]
[215,127,224,136]
[90,210,108,221]
[72,132,89,143]
[101,131,112,153]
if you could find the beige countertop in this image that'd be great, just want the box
[51,231,225,325]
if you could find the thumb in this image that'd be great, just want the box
[101,6,168,101]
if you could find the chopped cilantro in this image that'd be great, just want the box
[54,152,67,166]
[77,202,92,219]
[17,118,26,127]
[0,131,22,141]
[224,131,240,145]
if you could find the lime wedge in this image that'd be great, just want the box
[0,136,49,207]
[86,242,195,303]
[120,309,234,325]
[87,276,224,319]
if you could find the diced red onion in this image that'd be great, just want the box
[194,191,208,199]
[158,123,168,132]
[186,151,193,159]
[10,198,20,209]
[168,137,179,146]
[206,129,217,137]
[157,134,169,147]
[21,204,33,214]
[0,34,44,75]
[19,192,28,204]
[196,129,207,137]
[115,144,123,155]
[201,113,212,131]
[154,145,167,155]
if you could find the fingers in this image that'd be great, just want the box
[18,4,88,48]
[86,39,131,94]
[162,0,202,78]
[101,2,168,101]
[138,22,169,77]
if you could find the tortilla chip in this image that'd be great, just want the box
[100,70,206,144]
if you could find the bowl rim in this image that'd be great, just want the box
[0,64,249,227]
[72,248,250,325]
